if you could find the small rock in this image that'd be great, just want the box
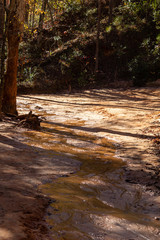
[47,212,52,216]
[48,198,56,204]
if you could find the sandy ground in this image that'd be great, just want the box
[0,87,160,239]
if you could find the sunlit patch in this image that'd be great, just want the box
[2,167,19,175]
[0,228,13,239]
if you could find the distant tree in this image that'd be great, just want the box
[0,0,5,116]
[47,0,54,29]
[39,0,48,31]
[2,0,25,115]
[95,0,101,74]
[25,0,30,24]
[0,0,4,41]
[108,0,113,24]
[108,0,122,23]
[31,0,37,31]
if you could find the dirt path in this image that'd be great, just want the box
[0,88,160,239]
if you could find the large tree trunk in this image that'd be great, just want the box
[2,0,25,115]
[2,20,19,114]
[0,0,5,116]
[0,0,4,83]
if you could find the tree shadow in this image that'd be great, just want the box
[0,118,159,239]
[43,120,154,140]
[0,130,81,239]
[19,89,160,112]
[10,88,160,238]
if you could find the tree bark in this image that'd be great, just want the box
[2,22,19,114]
[2,0,25,115]
[0,0,4,82]
[0,0,5,116]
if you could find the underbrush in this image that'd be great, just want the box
[18,1,160,93]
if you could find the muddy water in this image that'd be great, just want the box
[23,120,160,240]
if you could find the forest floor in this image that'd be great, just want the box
[0,87,160,240]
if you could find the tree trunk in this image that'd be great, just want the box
[32,0,36,32]
[39,0,48,31]
[38,0,48,45]
[95,0,101,75]
[108,0,113,24]
[0,0,4,82]
[2,0,25,115]
[0,0,4,40]
[2,16,19,114]
[25,1,29,24]
[47,1,54,29]
[0,0,5,116]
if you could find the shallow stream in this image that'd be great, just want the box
[23,121,160,240]
[18,94,160,240]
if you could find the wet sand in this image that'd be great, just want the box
[0,88,160,239]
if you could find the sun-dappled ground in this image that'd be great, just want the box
[1,88,160,239]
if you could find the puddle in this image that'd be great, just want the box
[23,120,160,239]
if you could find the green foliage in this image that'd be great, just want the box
[18,0,160,92]
[128,56,150,86]
[58,46,92,88]
[18,0,97,91]
[104,0,160,86]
